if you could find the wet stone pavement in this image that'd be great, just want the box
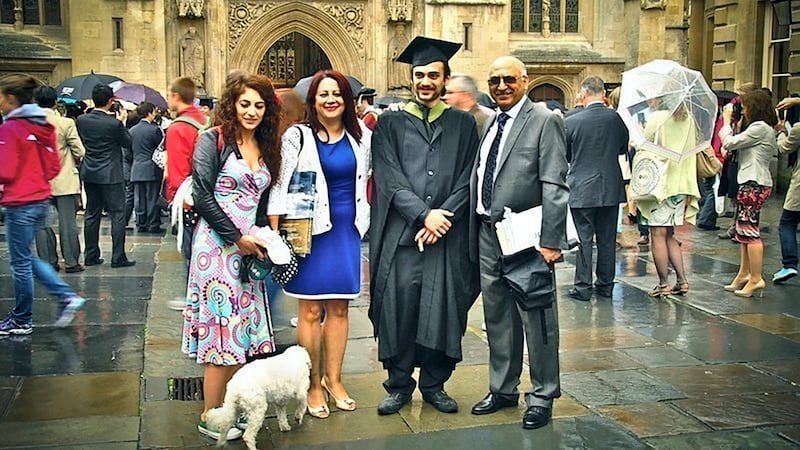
[0,198,799,449]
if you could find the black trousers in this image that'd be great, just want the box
[84,182,127,265]
[571,206,618,297]
[35,195,82,268]
[381,246,454,396]
[123,179,134,226]
[134,181,162,230]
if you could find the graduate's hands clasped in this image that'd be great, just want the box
[416,209,454,251]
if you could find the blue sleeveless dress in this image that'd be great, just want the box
[283,135,360,300]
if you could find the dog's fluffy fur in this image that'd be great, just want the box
[206,345,311,449]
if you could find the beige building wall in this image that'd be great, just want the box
[68,0,167,93]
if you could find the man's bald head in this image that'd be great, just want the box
[489,56,528,78]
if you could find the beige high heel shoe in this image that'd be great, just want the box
[723,277,749,292]
[321,377,356,411]
[735,279,766,298]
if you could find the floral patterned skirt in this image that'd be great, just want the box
[735,181,772,244]
[639,195,687,227]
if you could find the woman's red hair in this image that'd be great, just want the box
[304,70,362,144]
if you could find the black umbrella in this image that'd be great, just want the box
[293,75,363,101]
[713,90,737,101]
[56,71,124,101]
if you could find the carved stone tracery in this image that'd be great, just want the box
[177,0,206,18]
[321,4,365,54]
[387,0,413,22]
[228,2,277,51]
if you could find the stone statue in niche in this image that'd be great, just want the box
[387,0,413,22]
[387,22,411,92]
[180,27,206,89]
[640,0,667,10]
[542,0,551,37]
[177,0,205,18]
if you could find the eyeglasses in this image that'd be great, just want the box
[488,76,519,86]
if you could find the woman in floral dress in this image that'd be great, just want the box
[181,72,282,441]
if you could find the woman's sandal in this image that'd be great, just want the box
[671,281,689,296]
[306,402,330,419]
[322,377,357,411]
[648,284,671,298]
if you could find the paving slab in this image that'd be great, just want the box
[0,416,139,448]
[0,325,145,376]
[752,359,800,384]
[6,372,140,421]
[646,364,799,397]
[646,426,799,449]
[600,402,710,438]
[619,346,704,368]
[634,321,800,363]
[0,275,154,301]
[341,337,383,374]
[267,406,412,447]
[723,313,800,336]
[0,297,147,326]
[776,424,800,444]
[140,400,264,449]
[673,391,800,430]
[559,349,643,373]
[560,327,659,351]
[561,369,685,407]
[299,414,648,449]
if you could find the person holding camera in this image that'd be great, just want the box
[75,84,135,268]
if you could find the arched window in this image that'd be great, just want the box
[511,0,579,33]
[1,0,61,26]
[529,83,565,105]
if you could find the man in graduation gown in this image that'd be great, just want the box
[369,36,481,415]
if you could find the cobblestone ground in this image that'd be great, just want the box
[0,198,799,449]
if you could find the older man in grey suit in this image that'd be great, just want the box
[129,102,165,233]
[469,56,569,430]
[564,76,628,301]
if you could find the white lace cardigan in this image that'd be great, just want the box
[267,123,372,237]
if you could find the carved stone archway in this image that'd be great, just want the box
[229,2,364,83]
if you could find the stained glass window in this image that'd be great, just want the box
[43,0,61,25]
[549,0,561,33]
[511,0,524,32]
[0,0,14,24]
[565,0,579,33]
[23,0,39,24]
[529,0,542,33]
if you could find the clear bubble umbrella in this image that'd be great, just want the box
[618,59,717,161]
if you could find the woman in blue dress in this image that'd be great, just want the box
[269,70,371,419]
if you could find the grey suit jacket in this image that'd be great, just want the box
[76,109,131,184]
[564,103,628,208]
[129,120,164,182]
[469,98,570,261]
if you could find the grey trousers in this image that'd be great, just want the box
[35,195,82,268]
[571,206,618,297]
[478,221,561,408]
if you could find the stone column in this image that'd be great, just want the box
[711,2,737,91]
[205,0,227,98]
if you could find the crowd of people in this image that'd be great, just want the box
[1,32,799,444]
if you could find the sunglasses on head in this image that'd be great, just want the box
[488,76,519,86]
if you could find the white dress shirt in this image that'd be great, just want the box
[475,97,527,215]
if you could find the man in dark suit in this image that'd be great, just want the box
[469,56,569,430]
[564,76,628,301]
[76,84,135,268]
[129,102,164,233]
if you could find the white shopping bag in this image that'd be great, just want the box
[713,175,725,214]
[495,206,580,256]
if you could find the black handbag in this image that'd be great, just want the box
[501,248,556,311]
[240,235,299,285]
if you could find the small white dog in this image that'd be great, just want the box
[206,345,311,450]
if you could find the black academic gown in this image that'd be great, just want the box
[369,102,480,363]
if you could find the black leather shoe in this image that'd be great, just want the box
[84,258,104,267]
[697,224,720,231]
[64,265,85,274]
[471,393,518,415]
[567,288,591,302]
[111,260,136,268]
[422,390,458,413]
[522,406,551,430]
[377,393,412,415]
[137,227,147,233]
[147,227,166,234]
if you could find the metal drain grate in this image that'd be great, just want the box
[168,377,204,401]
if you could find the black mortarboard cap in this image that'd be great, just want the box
[396,36,462,67]
[358,87,376,98]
